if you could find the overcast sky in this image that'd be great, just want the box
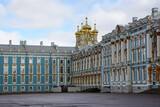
[0,0,160,46]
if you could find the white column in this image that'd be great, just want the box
[147,31,152,59]
[116,42,119,64]
[111,42,115,65]
[121,39,124,62]
[157,34,160,57]
[86,57,87,69]
[89,56,91,69]
[65,58,66,85]
[127,37,130,62]
[57,57,59,86]
[99,54,101,67]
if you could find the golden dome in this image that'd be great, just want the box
[92,23,98,33]
[75,25,80,36]
[82,17,91,30]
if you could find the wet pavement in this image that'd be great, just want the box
[0,93,160,107]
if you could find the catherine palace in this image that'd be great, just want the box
[0,8,160,93]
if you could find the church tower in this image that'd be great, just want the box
[75,17,98,47]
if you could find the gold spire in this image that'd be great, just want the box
[86,17,88,24]
[77,25,79,31]
[94,23,96,29]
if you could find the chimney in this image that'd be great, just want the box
[152,7,158,17]
[132,17,138,22]
[20,41,23,45]
[9,40,12,46]
[51,42,54,46]
[24,40,27,45]
[40,41,43,46]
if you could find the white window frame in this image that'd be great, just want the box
[4,57,8,63]
[12,86,17,92]
[45,76,49,83]
[29,57,33,64]
[12,57,17,64]
[45,65,49,74]
[21,64,25,74]
[21,75,25,84]
[52,65,56,73]
[37,57,41,64]
[29,75,33,84]
[53,75,56,83]
[12,76,17,84]
[29,64,33,74]
[37,76,41,83]
[4,64,8,74]
[3,86,8,92]
[37,86,41,91]
[29,86,33,91]
[45,86,49,91]
[37,65,41,74]
[4,76,8,84]
[21,57,25,63]
[45,58,49,64]
[12,64,17,74]
[21,86,25,91]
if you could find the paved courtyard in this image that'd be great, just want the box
[0,93,160,107]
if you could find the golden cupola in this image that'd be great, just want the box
[92,23,98,33]
[82,17,92,30]
[75,17,98,48]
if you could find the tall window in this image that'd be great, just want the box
[45,58,49,64]
[29,65,33,74]
[4,64,8,74]
[67,66,70,73]
[123,70,126,81]
[53,75,56,83]
[67,59,70,64]
[114,71,116,81]
[37,65,41,74]
[45,76,48,83]
[118,71,120,81]
[132,50,135,63]
[132,39,135,48]
[21,57,25,63]
[45,65,49,74]
[21,76,25,83]
[37,57,41,64]
[29,76,33,83]
[137,69,141,81]
[137,49,140,62]
[60,59,63,65]
[60,66,63,73]
[60,76,63,82]
[52,65,56,73]
[13,76,16,83]
[29,58,33,64]
[142,48,146,61]
[12,64,17,74]
[4,76,8,83]
[21,64,25,74]
[132,69,136,81]
[52,59,56,65]
[4,57,8,63]
[37,76,41,83]
[12,57,16,63]
[136,38,140,47]
[142,68,146,81]
[67,76,70,82]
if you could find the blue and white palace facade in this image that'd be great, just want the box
[0,7,160,93]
